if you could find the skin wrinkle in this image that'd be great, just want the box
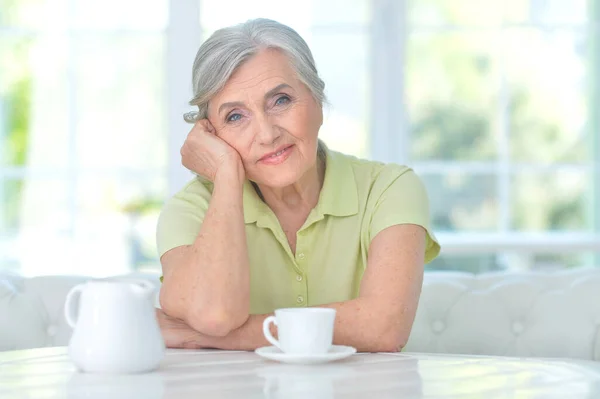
[218,83,295,117]
[215,77,291,124]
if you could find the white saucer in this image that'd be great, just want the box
[255,345,357,365]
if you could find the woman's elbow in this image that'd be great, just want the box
[376,332,407,353]
[159,287,248,336]
[368,324,408,353]
[186,308,248,337]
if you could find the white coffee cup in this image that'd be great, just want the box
[262,308,336,354]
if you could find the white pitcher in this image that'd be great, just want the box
[64,279,165,374]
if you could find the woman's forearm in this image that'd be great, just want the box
[162,298,410,353]
[161,166,250,336]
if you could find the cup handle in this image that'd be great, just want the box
[64,284,84,329]
[262,316,280,349]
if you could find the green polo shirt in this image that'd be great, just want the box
[157,148,440,314]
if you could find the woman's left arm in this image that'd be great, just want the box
[157,223,425,352]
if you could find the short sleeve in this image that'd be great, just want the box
[369,166,440,263]
[156,178,212,259]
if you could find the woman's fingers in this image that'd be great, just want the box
[180,119,243,181]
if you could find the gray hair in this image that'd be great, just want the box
[185,18,326,123]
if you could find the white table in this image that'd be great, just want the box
[1,347,600,398]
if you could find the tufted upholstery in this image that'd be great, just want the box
[404,268,600,360]
[1,268,600,360]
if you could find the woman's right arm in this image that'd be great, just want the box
[158,120,250,337]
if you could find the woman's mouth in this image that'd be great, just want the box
[259,145,294,165]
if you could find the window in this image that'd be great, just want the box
[1,0,598,276]
[0,0,169,276]
[403,0,600,271]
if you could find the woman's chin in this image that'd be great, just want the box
[249,169,303,189]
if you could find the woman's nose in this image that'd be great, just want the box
[255,115,281,145]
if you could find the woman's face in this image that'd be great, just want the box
[207,49,323,188]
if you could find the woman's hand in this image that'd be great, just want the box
[180,119,244,182]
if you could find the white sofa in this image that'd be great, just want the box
[2,269,600,360]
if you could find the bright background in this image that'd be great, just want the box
[1,0,599,276]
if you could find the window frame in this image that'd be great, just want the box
[1,0,598,273]
[369,0,600,258]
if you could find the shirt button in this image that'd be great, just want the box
[297,253,305,260]
[296,275,303,282]
[297,295,304,303]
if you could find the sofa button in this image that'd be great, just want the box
[512,322,524,335]
[432,320,445,333]
[47,325,58,337]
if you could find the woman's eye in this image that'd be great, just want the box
[227,113,242,123]
[275,95,291,106]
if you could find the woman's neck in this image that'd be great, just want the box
[256,156,326,214]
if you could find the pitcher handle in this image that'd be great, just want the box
[127,279,155,297]
[134,280,155,293]
[64,284,84,329]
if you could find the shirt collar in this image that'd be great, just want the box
[316,146,359,217]
[243,146,359,224]
[243,179,267,224]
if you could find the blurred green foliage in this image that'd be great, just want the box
[1,28,31,230]
[0,0,597,272]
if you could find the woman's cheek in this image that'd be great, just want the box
[217,125,242,145]
[224,129,255,161]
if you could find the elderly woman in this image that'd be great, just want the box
[155,18,440,353]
